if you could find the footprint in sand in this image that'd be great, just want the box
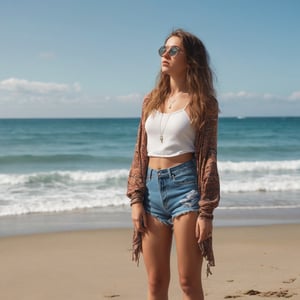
[282,278,296,284]
[225,288,297,298]
[244,289,296,298]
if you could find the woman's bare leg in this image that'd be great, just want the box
[173,212,204,300]
[142,214,173,300]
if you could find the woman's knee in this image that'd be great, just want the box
[147,273,170,295]
[179,274,203,296]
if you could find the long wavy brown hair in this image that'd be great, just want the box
[144,29,218,128]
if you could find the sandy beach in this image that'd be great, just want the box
[0,224,299,299]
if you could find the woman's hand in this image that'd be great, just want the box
[195,217,213,243]
[131,202,147,233]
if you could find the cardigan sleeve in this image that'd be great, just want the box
[198,103,220,219]
[126,97,149,205]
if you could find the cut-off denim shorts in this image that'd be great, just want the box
[144,159,200,226]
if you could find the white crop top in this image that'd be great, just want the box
[145,108,196,157]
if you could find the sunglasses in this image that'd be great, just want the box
[158,45,182,57]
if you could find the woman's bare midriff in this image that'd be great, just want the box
[148,152,194,170]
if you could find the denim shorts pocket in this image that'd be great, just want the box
[171,169,197,186]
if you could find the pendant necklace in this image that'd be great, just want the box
[168,97,177,109]
[159,97,176,143]
[159,112,171,143]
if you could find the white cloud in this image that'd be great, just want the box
[289,91,300,101]
[0,78,80,94]
[0,78,142,118]
[220,90,300,102]
[221,91,256,100]
[1,79,298,118]
[219,90,300,117]
[116,93,143,103]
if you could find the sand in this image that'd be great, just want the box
[0,224,299,299]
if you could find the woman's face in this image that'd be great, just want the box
[160,36,187,77]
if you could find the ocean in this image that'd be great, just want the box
[0,117,300,235]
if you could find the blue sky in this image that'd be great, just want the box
[0,0,299,118]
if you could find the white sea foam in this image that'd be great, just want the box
[0,160,300,216]
[221,174,300,193]
[219,160,300,172]
[218,205,300,210]
[219,160,300,193]
[0,170,130,216]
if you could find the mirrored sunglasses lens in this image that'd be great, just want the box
[158,46,166,56]
[169,47,179,56]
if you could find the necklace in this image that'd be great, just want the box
[168,97,177,109]
[159,112,171,143]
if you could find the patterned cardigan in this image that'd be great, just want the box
[127,95,220,275]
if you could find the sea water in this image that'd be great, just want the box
[0,117,299,220]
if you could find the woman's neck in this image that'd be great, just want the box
[169,77,187,95]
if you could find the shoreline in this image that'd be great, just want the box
[0,224,299,299]
[1,205,300,237]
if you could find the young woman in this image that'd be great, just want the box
[127,29,220,300]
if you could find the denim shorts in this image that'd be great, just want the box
[144,159,200,226]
